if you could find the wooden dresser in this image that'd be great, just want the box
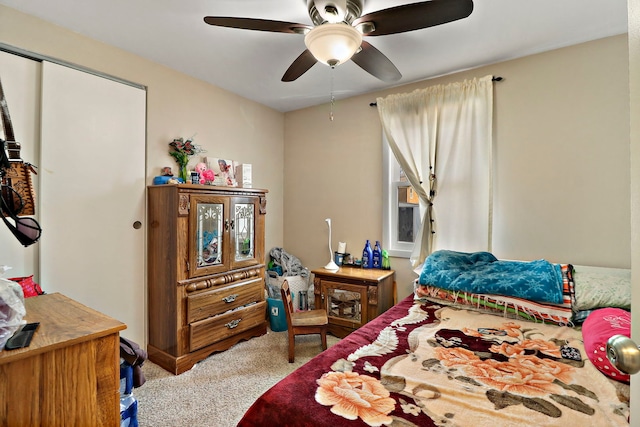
[312,267,396,338]
[147,184,268,374]
[0,293,126,426]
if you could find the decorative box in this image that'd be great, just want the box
[236,164,252,188]
[398,186,419,204]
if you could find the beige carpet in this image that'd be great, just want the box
[134,329,340,427]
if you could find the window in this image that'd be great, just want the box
[379,76,494,264]
[382,136,423,258]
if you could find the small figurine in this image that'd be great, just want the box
[153,166,184,185]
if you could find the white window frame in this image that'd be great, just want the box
[382,135,423,258]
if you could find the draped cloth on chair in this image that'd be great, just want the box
[376,75,494,268]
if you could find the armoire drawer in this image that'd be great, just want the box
[189,300,267,352]
[187,277,264,323]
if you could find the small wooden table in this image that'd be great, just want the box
[0,292,126,426]
[312,267,396,338]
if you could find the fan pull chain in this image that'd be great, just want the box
[329,66,335,121]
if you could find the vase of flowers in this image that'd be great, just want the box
[168,137,205,183]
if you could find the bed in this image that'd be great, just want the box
[238,251,631,427]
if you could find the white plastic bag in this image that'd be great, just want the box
[0,277,26,349]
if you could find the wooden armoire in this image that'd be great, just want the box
[147,184,268,374]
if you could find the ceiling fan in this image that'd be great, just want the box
[204,0,473,82]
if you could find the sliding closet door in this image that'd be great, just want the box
[0,51,40,277]
[40,61,146,346]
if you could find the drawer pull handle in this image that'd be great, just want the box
[225,319,241,329]
[222,294,238,303]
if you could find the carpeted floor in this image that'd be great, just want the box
[133,329,340,427]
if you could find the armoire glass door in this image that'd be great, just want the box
[196,202,224,267]
[189,195,227,278]
[231,197,258,269]
[234,202,254,261]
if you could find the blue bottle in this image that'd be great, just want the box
[362,240,373,269]
[372,241,382,269]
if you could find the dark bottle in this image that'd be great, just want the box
[372,241,382,269]
[362,240,373,269]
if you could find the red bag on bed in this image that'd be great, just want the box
[9,275,44,298]
[582,307,631,383]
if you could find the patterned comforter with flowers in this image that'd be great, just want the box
[238,296,629,427]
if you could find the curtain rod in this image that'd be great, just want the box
[369,76,503,107]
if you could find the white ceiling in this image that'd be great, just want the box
[0,0,628,112]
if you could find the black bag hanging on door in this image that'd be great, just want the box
[0,76,38,217]
[0,191,41,246]
[0,76,42,247]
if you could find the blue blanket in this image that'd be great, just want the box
[418,250,564,304]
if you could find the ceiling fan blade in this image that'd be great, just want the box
[204,17,312,34]
[354,0,473,36]
[350,41,401,82]
[282,50,318,82]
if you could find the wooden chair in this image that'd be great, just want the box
[280,280,328,363]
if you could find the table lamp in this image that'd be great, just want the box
[324,218,339,271]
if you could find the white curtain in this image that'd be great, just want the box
[376,75,494,267]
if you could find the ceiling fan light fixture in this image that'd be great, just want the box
[304,23,362,67]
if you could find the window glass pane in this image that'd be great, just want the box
[398,206,415,243]
[383,137,417,258]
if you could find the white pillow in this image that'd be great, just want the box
[572,265,631,311]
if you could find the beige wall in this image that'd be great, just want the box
[0,4,286,264]
[284,35,630,298]
[0,5,631,305]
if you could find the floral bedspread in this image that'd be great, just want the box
[238,296,629,427]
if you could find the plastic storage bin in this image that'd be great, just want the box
[267,297,288,332]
